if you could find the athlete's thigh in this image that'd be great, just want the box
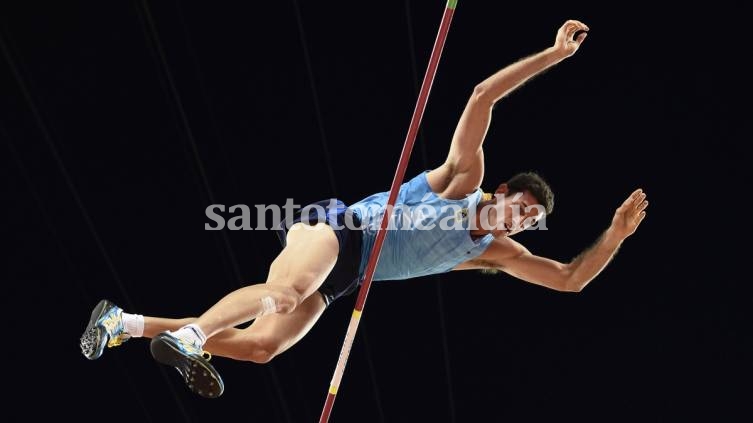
[267,222,339,299]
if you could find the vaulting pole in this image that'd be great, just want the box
[319,2,458,421]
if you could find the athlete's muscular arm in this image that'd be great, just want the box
[462,189,648,292]
[427,20,588,198]
[497,230,623,292]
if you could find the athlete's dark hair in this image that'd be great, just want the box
[506,172,554,215]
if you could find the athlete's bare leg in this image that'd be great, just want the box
[192,222,338,338]
[81,222,339,397]
[138,293,326,362]
[83,222,337,357]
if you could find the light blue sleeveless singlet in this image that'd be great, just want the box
[350,171,495,281]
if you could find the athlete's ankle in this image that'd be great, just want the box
[121,312,144,337]
[171,324,207,347]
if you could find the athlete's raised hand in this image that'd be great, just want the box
[553,19,589,58]
[610,188,649,240]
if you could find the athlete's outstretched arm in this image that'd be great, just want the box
[466,189,648,292]
[428,20,589,197]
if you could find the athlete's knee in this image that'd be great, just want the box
[239,335,285,364]
[246,348,276,364]
[261,285,303,315]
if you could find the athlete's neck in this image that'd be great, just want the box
[470,199,505,239]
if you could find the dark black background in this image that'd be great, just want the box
[2,1,751,421]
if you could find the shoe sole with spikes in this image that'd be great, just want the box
[150,333,224,398]
[80,299,126,360]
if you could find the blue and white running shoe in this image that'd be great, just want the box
[150,331,224,398]
[80,299,130,360]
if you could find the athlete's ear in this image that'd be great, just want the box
[495,183,509,195]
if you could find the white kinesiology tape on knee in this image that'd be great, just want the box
[260,295,278,316]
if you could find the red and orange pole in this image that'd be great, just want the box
[319,1,458,421]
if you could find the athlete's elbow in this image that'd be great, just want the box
[471,84,495,107]
[558,269,586,292]
[562,281,584,293]
[561,276,590,293]
[539,276,581,292]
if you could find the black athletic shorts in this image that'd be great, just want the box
[275,199,363,307]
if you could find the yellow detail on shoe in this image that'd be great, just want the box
[107,334,130,348]
[100,313,120,333]
[175,336,211,360]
